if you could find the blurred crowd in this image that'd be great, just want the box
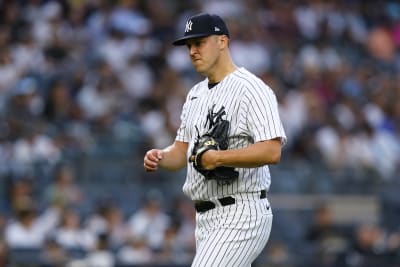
[0,164,197,266]
[0,0,399,266]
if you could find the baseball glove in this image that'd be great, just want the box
[190,106,239,184]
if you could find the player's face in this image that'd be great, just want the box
[186,36,221,75]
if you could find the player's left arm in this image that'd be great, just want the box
[201,82,286,170]
[200,138,282,169]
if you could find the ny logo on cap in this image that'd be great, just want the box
[185,20,193,33]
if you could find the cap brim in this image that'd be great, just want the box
[172,33,211,46]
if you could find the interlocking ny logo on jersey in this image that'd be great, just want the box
[185,20,193,32]
[205,105,226,130]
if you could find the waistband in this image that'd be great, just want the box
[194,190,267,213]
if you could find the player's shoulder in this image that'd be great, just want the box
[185,79,208,100]
[232,67,272,92]
[188,79,208,94]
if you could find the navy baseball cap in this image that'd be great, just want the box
[172,13,230,46]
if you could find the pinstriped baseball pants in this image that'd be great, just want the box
[191,197,273,267]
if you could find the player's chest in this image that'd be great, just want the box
[185,88,243,134]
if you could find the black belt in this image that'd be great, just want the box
[194,190,267,213]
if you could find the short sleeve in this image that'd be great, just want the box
[245,84,287,145]
[175,95,191,143]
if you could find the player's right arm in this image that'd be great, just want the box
[143,141,188,172]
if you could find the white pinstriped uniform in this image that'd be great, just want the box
[176,67,287,266]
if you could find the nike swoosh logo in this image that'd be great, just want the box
[190,96,198,100]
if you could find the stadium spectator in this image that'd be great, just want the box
[344,223,400,267]
[51,208,95,251]
[44,164,83,208]
[306,203,350,267]
[127,190,170,251]
[116,236,153,266]
[39,238,68,267]
[85,202,129,249]
[83,233,115,267]
[4,197,60,249]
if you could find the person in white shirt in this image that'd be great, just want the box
[127,192,170,251]
[5,198,60,249]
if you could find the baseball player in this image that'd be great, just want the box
[144,13,287,267]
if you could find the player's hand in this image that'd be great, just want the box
[190,149,218,170]
[144,149,163,172]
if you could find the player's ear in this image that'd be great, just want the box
[219,35,229,49]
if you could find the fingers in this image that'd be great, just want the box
[191,150,217,170]
[156,150,163,160]
[204,150,220,170]
[143,149,163,172]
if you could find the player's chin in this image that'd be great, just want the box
[192,60,205,71]
[193,65,208,75]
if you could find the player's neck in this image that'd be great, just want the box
[207,57,237,84]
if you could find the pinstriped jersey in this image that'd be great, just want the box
[176,67,287,201]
